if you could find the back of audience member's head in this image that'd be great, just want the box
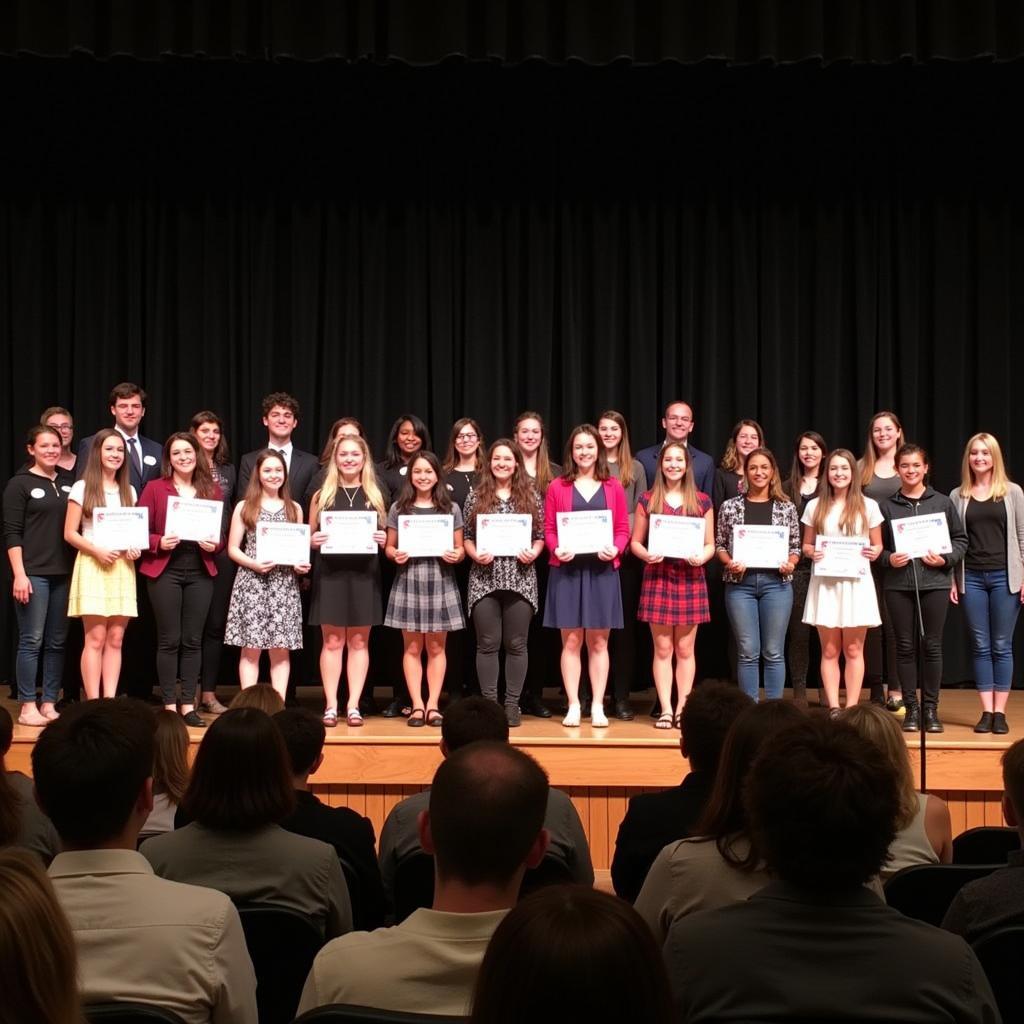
[229,684,286,715]
[746,716,900,890]
[441,695,509,753]
[1001,738,1024,828]
[694,700,806,870]
[273,708,325,777]
[470,886,672,1024]
[680,683,754,772]
[181,709,295,830]
[153,710,190,804]
[428,741,547,888]
[842,703,919,830]
[0,708,16,846]
[0,849,81,1024]
[32,699,155,847]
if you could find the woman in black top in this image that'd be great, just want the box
[713,420,765,510]
[3,425,74,726]
[377,414,431,499]
[442,418,484,509]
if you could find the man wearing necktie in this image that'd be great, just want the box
[76,383,162,494]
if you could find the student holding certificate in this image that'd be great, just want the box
[64,429,140,700]
[801,449,884,715]
[384,452,465,727]
[715,449,800,703]
[463,440,545,727]
[309,435,388,727]
[630,443,714,728]
[3,425,74,726]
[949,433,1024,735]
[878,444,966,734]
[543,425,630,728]
[138,433,224,726]
[225,449,309,700]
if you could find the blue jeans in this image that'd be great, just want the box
[962,568,1021,692]
[725,573,793,700]
[14,574,70,704]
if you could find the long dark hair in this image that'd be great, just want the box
[189,410,231,466]
[560,424,610,482]
[785,431,828,503]
[239,449,299,530]
[160,432,217,499]
[382,414,432,470]
[394,451,454,515]
[468,440,541,530]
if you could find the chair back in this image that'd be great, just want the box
[235,902,324,1024]
[952,826,1020,866]
[84,1003,186,1023]
[339,856,369,932]
[973,925,1024,1022]
[293,1004,466,1022]
[392,853,436,923]
[883,864,1001,926]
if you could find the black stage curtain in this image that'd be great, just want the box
[3,57,1024,685]
[3,0,1024,65]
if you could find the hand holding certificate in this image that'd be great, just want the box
[93,507,149,551]
[892,514,953,560]
[648,514,705,560]
[320,511,378,554]
[255,522,311,567]
[731,525,789,570]
[476,514,532,557]
[164,497,222,543]
[556,510,614,556]
[814,536,870,578]
[397,514,455,558]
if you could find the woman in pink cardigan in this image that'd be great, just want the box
[543,424,630,728]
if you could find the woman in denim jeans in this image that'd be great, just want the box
[2,425,74,726]
[716,449,800,702]
[949,433,1024,734]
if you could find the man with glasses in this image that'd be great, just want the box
[635,400,715,498]
[41,407,77,475]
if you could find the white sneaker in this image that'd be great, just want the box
[562,703,581,727]
[591,707,609,728]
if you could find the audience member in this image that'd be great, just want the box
[635,700,804,943]
[33,699,257,1023]
[298,741,550,1016]
[470,886,673,1024]
[141,708,351,937]
[229,683,285,715]
[844,703,952,878]
[139,710,190,841]
[0,848,82,1024]
[378,696,593,903]
[274,708,388,930]
[664,716,999,1023]
[611,683,752,902]
[0,706,59,863]
[944,736,1024,942]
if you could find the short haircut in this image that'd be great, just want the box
[261,391,300,418]
[663,398,693,417]
[470,887,672,1024]
[274,708,326,776]
[32,700,155,846]
[180,709,295,830]
[680,683,753,773]
[1001,738,1024,823]
[429,742,548,887]
[746,717,900,889]
[441,696,509,752]
[40,406,73,424]
[108,382,146,406]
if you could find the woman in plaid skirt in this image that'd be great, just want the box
[631,443,714,728]
[385,451,465,727]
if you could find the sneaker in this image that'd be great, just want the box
[505,704,522,728]
[18,704,49,727]
[993,712,1010,735]
[562,703,581,728]
[885,696,906,715]
[591,707,610,728]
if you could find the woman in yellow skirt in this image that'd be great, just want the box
[63,429,140,698]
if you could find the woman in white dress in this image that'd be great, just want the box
[801,448,883,714]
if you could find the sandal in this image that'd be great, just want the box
[672,713,682,729]
[323,709,338,727]
[425,708,443,727]
[407,708,426,728]
[346,708,364,727]
[655,712,675,730]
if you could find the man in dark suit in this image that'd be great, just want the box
[635,399,715,499]
[236,391,318,507]
[77,382,163,493]
[273,708,387,931]
[611,682,752,903]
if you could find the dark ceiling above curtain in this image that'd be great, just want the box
[2,0,1024,66]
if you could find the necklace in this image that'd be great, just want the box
[340,485,359,508]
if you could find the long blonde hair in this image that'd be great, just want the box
[315,435,386,524]
[812,449,870,536]
[646,442,702,516]
[958,432,1011,501]
[514,411,556,492]
[858,411,904,488]
[720,419,765,473]
[597,410,637,487]
[842,704,918,830]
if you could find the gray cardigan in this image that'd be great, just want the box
[949,482,1024,595]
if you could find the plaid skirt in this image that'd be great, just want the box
[385,558,466,633]
[638,559,710,626]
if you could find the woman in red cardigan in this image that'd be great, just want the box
[137,432,223,726]
[543,424,630,728]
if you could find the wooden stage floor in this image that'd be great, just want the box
[5,687,1014,871]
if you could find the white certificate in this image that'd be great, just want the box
[476,514,532,556]
[93,507,149,550]
[556,510,614,554]
[164,497,223,543]
[321,511,378,554]
[892,514,953,560]
[398,514,454,557]
[255,522,310,566]
[814,536,869,578]
[732,524,789,569]
[648,514,705,560]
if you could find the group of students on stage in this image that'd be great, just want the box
[5,389,1023,736]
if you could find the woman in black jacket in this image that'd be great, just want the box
[879,444,967,735]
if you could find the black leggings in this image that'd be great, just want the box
[472,592,534,704]
[884,588,950,710]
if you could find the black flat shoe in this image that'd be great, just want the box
[974,712,994,734]
[381,699,406,719]
[613,700,636,722]
[520,693,552,718]
[993,712,1009,735]
[923,707,944,734]
[181,710,206,728]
